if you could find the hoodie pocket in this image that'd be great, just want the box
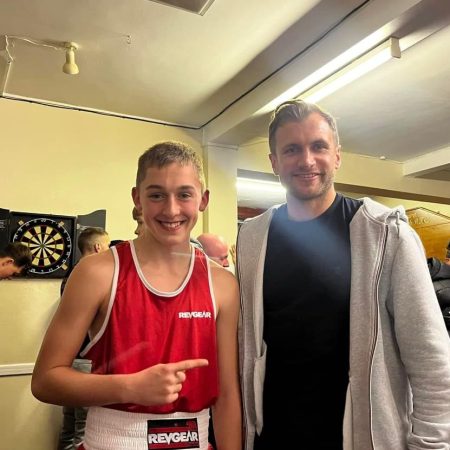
[254,341,267,435]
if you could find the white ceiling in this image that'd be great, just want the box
[1,0,449,205]
[0,0,323,126]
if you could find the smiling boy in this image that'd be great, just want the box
[32,141,242,450]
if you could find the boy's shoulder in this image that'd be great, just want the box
[72,249,115,283]
[208,262,238,297]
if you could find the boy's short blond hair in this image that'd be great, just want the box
[136,141,205,191]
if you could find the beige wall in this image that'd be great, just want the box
[0,279,62,449]
[0,98,214,450]
[0,99,204,239]
[203,144,238,247]
[0,375,62,449]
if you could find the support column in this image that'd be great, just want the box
[202,143,238,249]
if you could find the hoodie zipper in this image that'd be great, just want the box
[367,223,388,449]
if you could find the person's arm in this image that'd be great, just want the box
[388,228,450,447]
[211,265,242,450]
[31,252,207,408]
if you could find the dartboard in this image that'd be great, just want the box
[12,217,73,275]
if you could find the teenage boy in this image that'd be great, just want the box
[32,141,242,450]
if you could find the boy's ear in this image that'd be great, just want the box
[1,257,14,267]
[199,189,210,212]
[131,187,141,210]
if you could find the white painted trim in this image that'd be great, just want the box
[0,363,34,376]
[403,146,450,177]
[1,93,199,129]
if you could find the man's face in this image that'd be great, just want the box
[133,163,209,247]
[269,113,341,203]
[206,242,230,268]
[212,253,230,268]
[0,258,24,280]
[203,239,230,267]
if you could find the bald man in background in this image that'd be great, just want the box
[197,233,230,268]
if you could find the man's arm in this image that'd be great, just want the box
[31,252,207,408]
[211,265,242,450]
[389,229,450,447]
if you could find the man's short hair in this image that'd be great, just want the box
[77,227,109,254]
[268,99,339,154]
[136,141,206,191]
[0,242,32,269]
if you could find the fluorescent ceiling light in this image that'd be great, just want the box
[260,31,400,113]
[304,38,400,103]
[236,177,286,195]
[148,0,215,15]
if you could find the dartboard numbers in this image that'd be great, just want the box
[13,217,73,275]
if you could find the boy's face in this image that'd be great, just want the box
[0,258,23,280]
[132,162,209,247]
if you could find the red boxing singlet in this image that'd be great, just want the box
[81,241,219,414]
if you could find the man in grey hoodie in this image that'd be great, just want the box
[237,99,450,450]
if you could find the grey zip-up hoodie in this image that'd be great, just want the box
[237,197,450,450]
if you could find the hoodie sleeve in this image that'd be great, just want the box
[388,225,450,449]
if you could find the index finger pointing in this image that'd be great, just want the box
[170,359,209,372]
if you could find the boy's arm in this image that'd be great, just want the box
[211,266,242,450]
[31,252,206,408]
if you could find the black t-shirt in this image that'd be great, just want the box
[255,194,362,450]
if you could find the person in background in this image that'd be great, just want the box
[197,233,230,268]
[0,242,32,279]
[237,99,450,449]
[60,227,111,295]
[58,226,110,450]
[445,240,450,266]
[32,141,242,450]
[428,254,450,333]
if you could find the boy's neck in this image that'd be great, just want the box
[132,236,193,292]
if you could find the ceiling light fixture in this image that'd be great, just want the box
[62,43,79,75]
[1,35,80,76]
[303,37,401,103]
[261,34,401,113]
[147,0,216,15]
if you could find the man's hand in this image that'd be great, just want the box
[125,359,209,406]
